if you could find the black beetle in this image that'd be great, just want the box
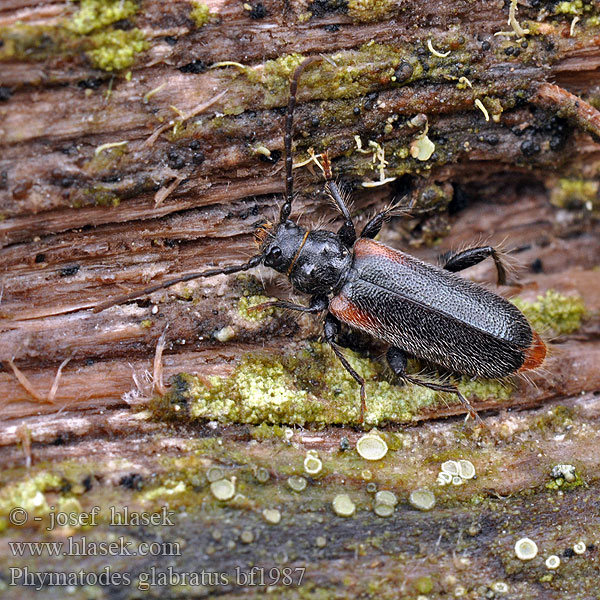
[95,57,546,423]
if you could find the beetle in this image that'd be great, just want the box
[95,57,546,423]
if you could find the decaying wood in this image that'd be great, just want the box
[1,0,600,598]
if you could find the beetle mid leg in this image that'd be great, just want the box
[441,246,507,286]
[360,196,416,240]
[359,207,393,240]
[386,347,485,427]
[247,295,328,314]
[324,313,367,423]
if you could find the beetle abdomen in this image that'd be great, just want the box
[330,239,545,378]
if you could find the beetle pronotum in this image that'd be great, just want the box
[95,57,546,424]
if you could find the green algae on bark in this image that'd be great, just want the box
[151,342,512,427]
[0,0,147,72]
[151,289,585,427]
[512,290,586,336]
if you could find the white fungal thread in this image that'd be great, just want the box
[427,39,451,58]
[475,99,490,122]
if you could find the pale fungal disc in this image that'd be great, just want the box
[374,503,395,517]
[573,541,586,555]
[452,476,464,486]
[240,530,254,544]
[409,488,436,511]
[441,460,460,476]
[287,476,307,492]
[206,467,224,482]
[375,490,398,507]
[262,508,281,524]
[356,434,388,460]
[437,472,453,486]
[332,494,356,517]
[210,479,235,501]
[304,454,323,475]
[315,536,327,548]
[254,467,270,483]
[545,555,560,570]
[458,459,476,480]
[514,537,538,560]
[491,582,509,594]
[411,135,436,161]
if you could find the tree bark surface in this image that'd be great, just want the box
[0,1,599,598]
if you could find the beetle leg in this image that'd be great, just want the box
[326,180,356,248]
[248,295,328,314]
[324,313,367,423]
[441,246,507,286]
[386,346,485,427]
[359,207,392,240]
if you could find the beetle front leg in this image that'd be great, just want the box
[324,313,367,423]
[441,246,507,286]
[386,347,485,427]
[248,295,328,314]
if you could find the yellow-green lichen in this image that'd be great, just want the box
[347,0,396,23]
[67,0,139,35]
[550,178,599,210]
[512,290,586,336]
[153,342,514,427]
[0,0,146,72]
[190,1,214,27]
[238,294,275,322]
[555,0,584,15]
[86,28,148,71]
[0,472,64,525]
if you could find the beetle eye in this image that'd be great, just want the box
[267,246,282,262]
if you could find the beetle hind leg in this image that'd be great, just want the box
[324,313,367,423]
[441,246,508,286]
[386,347,485,427]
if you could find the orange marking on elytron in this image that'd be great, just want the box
[519,330,547,371]
[330,293,374,329]
[354,238,407,263]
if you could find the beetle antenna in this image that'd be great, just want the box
[280,56,322,223]
[93,254,263,313]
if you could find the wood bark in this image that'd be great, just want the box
[0,0,599,598]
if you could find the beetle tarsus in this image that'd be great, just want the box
[441,245,507,286]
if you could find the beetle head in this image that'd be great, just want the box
[259,220,307,274]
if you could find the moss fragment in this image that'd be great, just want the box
[512,290,586,336]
